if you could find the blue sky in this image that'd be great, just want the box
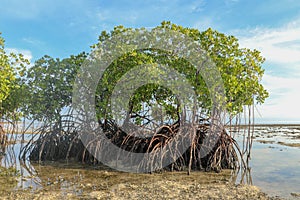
[1,0,300,123]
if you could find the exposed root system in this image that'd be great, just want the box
[24,116,243,173]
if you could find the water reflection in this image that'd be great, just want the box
[250,142,300,198]
[235,126,300,199]
[0,126,299,199]
[1,138,251,194]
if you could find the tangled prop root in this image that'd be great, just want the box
[26,117,241,173]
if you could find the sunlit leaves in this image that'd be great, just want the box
[0,33,29,119]
[94,22,269,122]
[24,53,87,121]
[17,22,269,124]
[198,27,268,113]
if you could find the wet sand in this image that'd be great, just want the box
[0,167,280,200]
[1,125,300,199]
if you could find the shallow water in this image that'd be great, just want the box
[248,127,300,199]
[0,126,299,199]
[250,143,299,197]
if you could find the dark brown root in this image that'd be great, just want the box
[0,124,7,155]
[25,116,241,173]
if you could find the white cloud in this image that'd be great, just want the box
[257,95,300,122]
[22,37,44,46]
[225,0,240,5]
[236,19,300,65]
[260,74,300,119]
[232,18,300,122]
[193,18,215,31]
[6,48,33,63]
[189,0,206,13]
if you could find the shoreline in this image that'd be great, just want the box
[0,172,283,200]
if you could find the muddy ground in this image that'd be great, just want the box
[0,165,283,200]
